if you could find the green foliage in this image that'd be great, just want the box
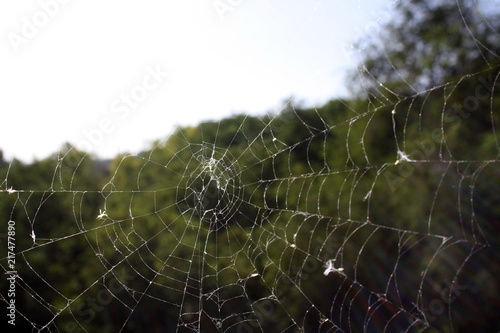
[351,0,500,98]
[1,1,499,331]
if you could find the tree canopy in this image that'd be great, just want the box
[351,0,500,98]
[1,1,499,332]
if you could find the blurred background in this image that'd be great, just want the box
[1,0,499,332]
[1,0,392,162]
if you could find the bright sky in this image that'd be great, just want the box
[1,0,391,162]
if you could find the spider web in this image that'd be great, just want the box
[1,1,500,333]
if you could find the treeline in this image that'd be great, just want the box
[1,0,499,332]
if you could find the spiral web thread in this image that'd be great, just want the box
[1,1,499,332]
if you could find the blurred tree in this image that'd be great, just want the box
[351,0,500,98]
[345,1,500,330]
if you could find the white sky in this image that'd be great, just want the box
[1,0,391,162]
